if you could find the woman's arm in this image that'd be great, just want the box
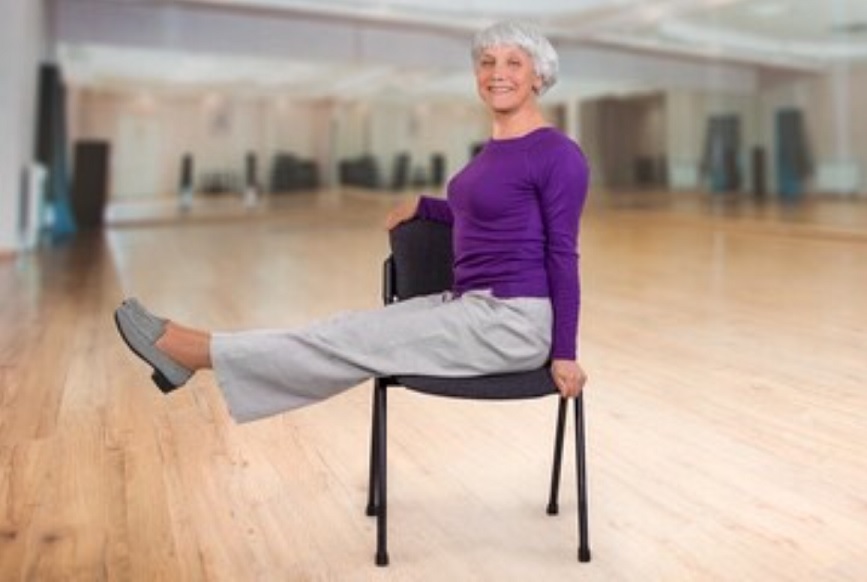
[540,150,588,361]
[538,144,590,396]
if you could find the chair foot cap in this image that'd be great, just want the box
[376,552,390,567]
[365,504,378,517]
[578,547,591,562]
[546,503,559,515]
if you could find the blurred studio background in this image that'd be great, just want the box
[2,0,867,247]
[3,4,867,579]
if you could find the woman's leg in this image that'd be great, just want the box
[156,322,212,371]
[209,292,552,423]
[118,293,551,423]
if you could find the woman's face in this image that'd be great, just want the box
[475,44,542,115]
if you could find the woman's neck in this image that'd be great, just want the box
[490,107,549,140]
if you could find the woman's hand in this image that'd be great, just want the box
[551,359,587,398]
[384,197,420,230]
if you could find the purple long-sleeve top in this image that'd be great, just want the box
[416,127,589,360]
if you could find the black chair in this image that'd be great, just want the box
[365,219,591,566]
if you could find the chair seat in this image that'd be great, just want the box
[392,367,558,400]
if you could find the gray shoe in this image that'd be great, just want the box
[114,298,192,393]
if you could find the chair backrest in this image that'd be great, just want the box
[387,219,453,301]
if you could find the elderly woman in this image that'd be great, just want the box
[115,20,590,423]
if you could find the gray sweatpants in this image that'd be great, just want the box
[211,290,552,423]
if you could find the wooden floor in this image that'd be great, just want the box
[1,188,866,581]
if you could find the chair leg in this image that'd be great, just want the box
[574,394,591,562]
[366,381,381,517]
[547,396,569,515]
[374,383,390,567]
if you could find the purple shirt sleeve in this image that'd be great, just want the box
[538,150,589,360]
[415,196,454,224]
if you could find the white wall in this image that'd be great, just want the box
[665,89,761,192]
[663,65,867,197]
[760,64,867,196]
[49,0,769,204]
[46,0,867,209]
[365,99,487,190]
[0,0,46,252]
[70,88,339,197]
[68,88,492,198]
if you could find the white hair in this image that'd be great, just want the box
[471,21,559,95]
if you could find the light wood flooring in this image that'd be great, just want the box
[1,188,866,581]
